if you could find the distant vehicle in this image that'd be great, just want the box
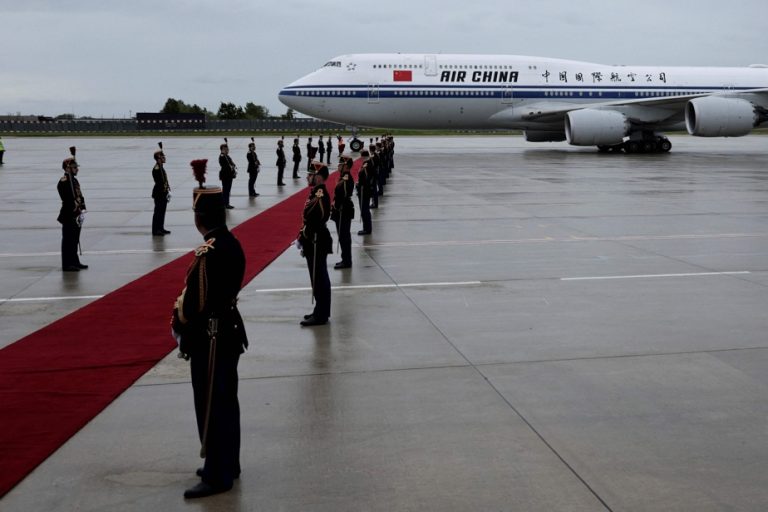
[279,53,768,153]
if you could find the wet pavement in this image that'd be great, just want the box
[1,135,767,511]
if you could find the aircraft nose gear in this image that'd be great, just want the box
[349,138,364,153]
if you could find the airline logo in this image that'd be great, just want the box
[393,70,412,82]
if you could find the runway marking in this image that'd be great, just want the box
[561,271,751,281]
[364,232,768,248]
[0,281,483,302]
[253,281,482,293]
[0,248,193,258]
[1,295,104,304]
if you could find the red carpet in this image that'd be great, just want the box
[0,163,357,497]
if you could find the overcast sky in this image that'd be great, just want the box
[2,0,766,118]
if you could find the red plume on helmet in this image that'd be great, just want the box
[190,159,208,188]
[69,146,76,157]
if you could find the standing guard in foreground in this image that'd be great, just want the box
[246,138,261,197]
[218,140,237,209]
[276,138,287,186]
[57,146,88,271]
[297,161,332,326]
[331,156,355,269]
[172,159,248,499]
[151,142,171,236]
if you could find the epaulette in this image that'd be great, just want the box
[60,175,68,182]
[194,238,216,257]
[314,188,324,199]
[342,174,349,181]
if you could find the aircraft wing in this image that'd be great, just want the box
[519,87,768,124]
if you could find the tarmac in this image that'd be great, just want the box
[1,134,767,511]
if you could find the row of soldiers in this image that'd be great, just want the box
[298,135,396,327]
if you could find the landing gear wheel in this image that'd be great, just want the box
[349,138,364,152]
[642,141,657,153]
[625,141,640,154]
[659,139,672,152]
[597,145,610,153]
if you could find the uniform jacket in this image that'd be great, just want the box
[292,144,301,162]
[151,164,170,199]
[57,173,86,224]
[356,162,373,197]
[246,151,260,174]
[332,173,355,219]
[173,227,248,357]
[219,154,237,181]
[276,146,286,166]
[299,183,332,253]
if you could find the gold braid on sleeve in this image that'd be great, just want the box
[197,257,207,313]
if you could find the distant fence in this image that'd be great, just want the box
[0,118,346,134]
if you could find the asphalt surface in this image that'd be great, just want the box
[1,134,767,511]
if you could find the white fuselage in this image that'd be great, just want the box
[279,54,768,135]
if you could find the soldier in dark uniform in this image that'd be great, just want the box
[369,144,380,209]
[298,161,332,326]
[325,134,332,163]
[246,141,261,197]
[306,137,317,171]
[57,150,88,271]
[276,139,287,186]
[172,159,248,499]
[331,156,355,269]
[291,138,301,179]
[318,136,325,164]
[218,143,237,209]
[337,135,345,159]
[356,150,373,235]
[152,144,171,236]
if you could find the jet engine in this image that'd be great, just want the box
[524,130,566,142]
[565,109,630,146]
[685,96,758,137]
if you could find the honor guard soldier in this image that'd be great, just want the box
[318,135,325,163]
[172,159,248,499]
[356,150,373,235]
[306,137,317,171]
[291,138,302,179]
[57,147,88,271]
[325,134,332,163]
[331,156,355,269]
[276,138,287,186]
[297,161,332,326]
[152,142,171,236]
[336,135,345,160]
[369,144,380,209]
[218,140,237,209]
[246,138,261,197]
[0,136,5,164]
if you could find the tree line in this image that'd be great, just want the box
[160,98,294,120]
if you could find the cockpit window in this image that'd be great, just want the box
[323,61,342,68]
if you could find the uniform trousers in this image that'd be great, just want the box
[152,196,167,234]
[334,214,353,265]
[191,349,241,488]
[61,221,83,268]
[303,240,331,320]
[221,178,233,206]
[277,164,285,184]
[247,172,258,196]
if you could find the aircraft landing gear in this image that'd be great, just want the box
[599,133,672,154]
[349,138,364,152]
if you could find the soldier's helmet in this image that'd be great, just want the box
[190,159,225,213]
[62,156,78,170]
[339,155,354,169]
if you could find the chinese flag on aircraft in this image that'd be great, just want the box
[393,70,412,82]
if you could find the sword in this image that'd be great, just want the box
[200,317,218,458]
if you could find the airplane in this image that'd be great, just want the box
[278,53,768,153]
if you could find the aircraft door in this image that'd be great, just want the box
[502,86,514,104]
[368,83,380,104]
[425,55,437,76]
